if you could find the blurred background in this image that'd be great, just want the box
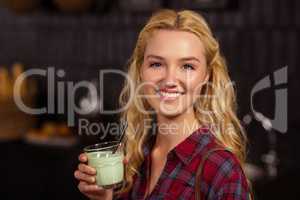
[0,0,298,199]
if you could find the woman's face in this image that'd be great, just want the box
[140,30,208,118]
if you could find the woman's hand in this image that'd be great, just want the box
[74,153,113,200]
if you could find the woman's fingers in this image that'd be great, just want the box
[74,170,96,184]
[76,153,113,199]
[79,153,88,162]
[78,163,96,175]
[77,182,106,196]
[77,181,102,192]
[78,181,113,199]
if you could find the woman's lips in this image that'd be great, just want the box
[156,90,185,101]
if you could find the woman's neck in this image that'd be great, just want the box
[154,109,201,154]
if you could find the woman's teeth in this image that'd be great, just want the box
[158,91,182,98]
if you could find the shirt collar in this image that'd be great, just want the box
[172,127,213,165]
[143,126,213,165]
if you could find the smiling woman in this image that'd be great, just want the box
[74,9,252,200]
[140,30,209,117]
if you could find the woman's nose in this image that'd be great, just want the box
[163,66,178,83]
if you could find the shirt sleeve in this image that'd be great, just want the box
[202,150,251,200]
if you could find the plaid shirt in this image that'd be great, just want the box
[116,127,250,200]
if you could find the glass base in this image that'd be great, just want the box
[102,181,123,190]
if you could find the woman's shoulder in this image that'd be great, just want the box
[199,147,250,198]
[202,146,239,165]
[196,128,243,174]
[201,148,244,178]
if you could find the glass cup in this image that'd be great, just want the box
[84,141,124,189]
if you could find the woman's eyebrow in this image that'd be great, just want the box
[180,57,201,63]
[146,55,164,60]
[146,55,201,63]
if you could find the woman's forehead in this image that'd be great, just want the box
[144,30,206,60]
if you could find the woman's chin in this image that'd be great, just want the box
[157,108,182,118]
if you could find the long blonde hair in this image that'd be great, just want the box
[117,9,248,194]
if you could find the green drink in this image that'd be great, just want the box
[84,142,124,188]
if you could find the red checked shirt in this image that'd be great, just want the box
[115,127,251,200]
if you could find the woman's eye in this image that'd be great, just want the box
[183,64,195,70]
[149,62,162,68]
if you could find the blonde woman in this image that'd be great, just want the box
[74,9,251,200]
